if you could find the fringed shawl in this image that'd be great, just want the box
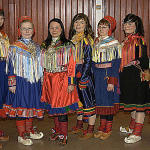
[0,31,9,58]
[9,39,43,83]
[41,41,75,73]
[92,36,121,63]
[120,34,144,70]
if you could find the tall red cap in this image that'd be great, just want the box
[104,16,116,36]
[18,16,35,37]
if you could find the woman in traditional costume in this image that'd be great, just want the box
[119,14,149,144]
[0,9,10,148]
[41,18,79,145]
[69,13,96,139]
[92,16,121,140]
[3,16,44,146]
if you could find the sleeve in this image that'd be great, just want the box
[135,39,149,70]
[68,47,76,85]
[107,58,121,86]
[78,42,92,89]
[7,47,16,87]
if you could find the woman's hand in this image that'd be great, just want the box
[125,60,140,67]
[41,77,44,86]
[9,86,16,94]
[107,84,114,92]
[67,85,75,93]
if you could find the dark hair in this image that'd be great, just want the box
[44,18,69,48]
[123,13,144,36]
[0,9,4,17]
[98,18,110,28]
[69,13,94,40]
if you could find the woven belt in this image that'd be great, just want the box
[95,63,112,68]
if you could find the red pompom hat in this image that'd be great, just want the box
[103,16,116,36]
[18,16,35,37]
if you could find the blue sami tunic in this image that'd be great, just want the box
[92,36,121,115]
[3,38,44,118]
[0,31,9,117]
[72,34,96,121]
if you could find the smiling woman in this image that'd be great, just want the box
[69,13,96,140]
[73,19,86,34]
[92,16,121,140]
[119,14,150,144]
[123,22,136,35]
[0,9,10,148]
[20,22,34,39]
[3,16,44,146]
[0,15,4,27]
[49,21,62,38]
[40,18,80,145]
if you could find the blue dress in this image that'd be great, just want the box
[72,35,96,121]
[92,36,121,115]
[0,31,9,117]
[4,38,44,118]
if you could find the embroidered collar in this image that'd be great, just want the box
[20,37,32,45]
[124,33,142,44]
[71,31,85,44]
[99,36,114,45]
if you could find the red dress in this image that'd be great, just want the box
[41,40,79,116]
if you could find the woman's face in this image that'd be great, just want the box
[74,19,86,34]
[49,21,62,38]
[20,22,34,39]
[97,24,109,38]
[0,15,4,27]
[123,22,136,34]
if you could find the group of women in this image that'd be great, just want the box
[0,8,149,147]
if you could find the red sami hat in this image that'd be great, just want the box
[104,16,116,36]
[18,16,35,37]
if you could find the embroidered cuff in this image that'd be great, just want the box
[68,77,75,85]
[78,80,89,89]
[76,72,82,78]
[8,75,16,87]
[107,77,118,86]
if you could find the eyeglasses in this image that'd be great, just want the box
[123,22,135,27]
[98,26,109,29]
[20,28,33,31]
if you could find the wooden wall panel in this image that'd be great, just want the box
[103,0,150,56]
[143,0,149,55]
[72,0,78,18]
[37,0,43,42]
[120,0,126,41]
[83,0,88,15]
[0,0,96,44]
[126,0,131,14]
[43,0,48,39]
[65,0,72,36]
[149,0,150,51]
[115,0,121,40]
[8,2,15,42]
[31,0,38,42]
